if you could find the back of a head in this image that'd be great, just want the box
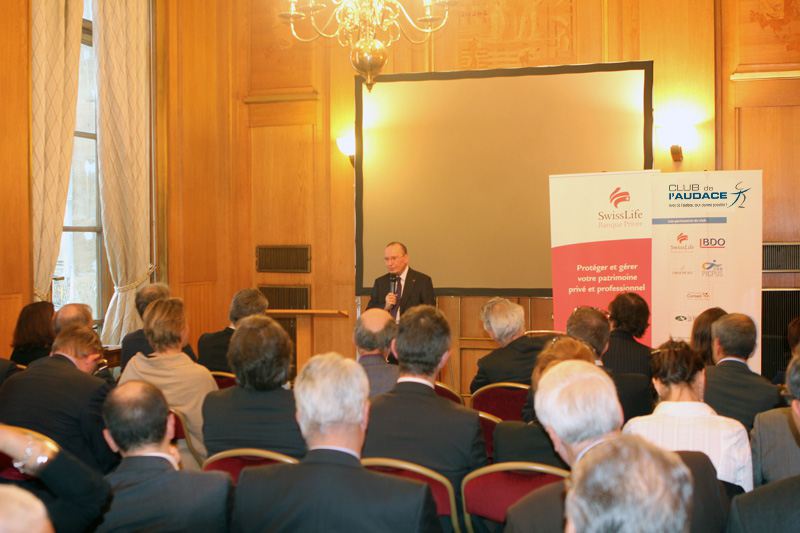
[651,339,704,387]
[353,309,397,353]
[480,297,525,345]
[787,355,800,401]
[135,283,171,319]
[395,305,451,377]
[535,360,622,445]
[566,307,610,356]
[293,353,369,442]
[711,313,756,360]
[227,315,292,391]
[102,381,169,453]
[142,298,185,353]
[12,301,56,349]
[0,485,53,533]
[533,336,595,388]
[690,307,727,365]
[229,288,269,324]
[565,435,692,533]
[51,324,103,360]
[608,292,650,338]
[53,303,93,335]
[787,317,800,357]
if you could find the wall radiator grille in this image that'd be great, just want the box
[763,243,800,272]
[761,289,800,382]
[256,246,311,272]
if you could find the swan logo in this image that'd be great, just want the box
[609,187,630,208]
[677,233,688,243]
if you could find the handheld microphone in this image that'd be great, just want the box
[388,274,397,294]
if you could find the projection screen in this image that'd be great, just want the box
[356,61,653,296]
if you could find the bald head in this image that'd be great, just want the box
[53,303,93,334]
[354,309,397,356]
[102,381,170,454]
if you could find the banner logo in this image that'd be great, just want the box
[609,187,630,208]
[677,233,688,243]
[700,238,726,249]
[686,291,710,300]
[701,259,724,277]
[728,181,750,208]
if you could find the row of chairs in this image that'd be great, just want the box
[201,448,568,533]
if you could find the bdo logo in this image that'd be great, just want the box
[700,238,726,249]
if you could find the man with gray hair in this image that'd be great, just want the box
[470,297,553,393]
[354,308,399,397]
[727,355,800,531]
[705,313,783,431]
[53,303,94,335]
[506,360,728,533]
[564,435,693,533]
[198,288,269,372]
[121,283,195,371]
[231,353,440,532]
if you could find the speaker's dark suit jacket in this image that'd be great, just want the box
[705,359,784,432]
[119,328,196,372]
[202,385,307,459]
[727,474,800,533]
[198,327,235,372]
[505,450,729,533]
[0,355,118,473]
[359,353,400,398]
[96,455,232,533]
[231,448,442,533]
[366,268,435,316]
[603,329,652,378]
[470,335,553,393]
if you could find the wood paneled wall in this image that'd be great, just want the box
[0,0,32,357]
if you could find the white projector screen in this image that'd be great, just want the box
[356,61,653,296]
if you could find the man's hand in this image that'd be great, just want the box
[384,292,397,310]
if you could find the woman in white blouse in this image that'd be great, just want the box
[622,339,753,491]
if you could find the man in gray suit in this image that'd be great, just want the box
[96,381,232,532]
[750,355,800,487]
[354,308,399,397]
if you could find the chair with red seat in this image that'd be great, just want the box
[169,407,204,468]
[478,411,502,463]
[362,457,461,533]
[470,382,530,421]
[461,461,569,533]
[210,371,237,390]
[202,448,298,483]
[434,381,463,405]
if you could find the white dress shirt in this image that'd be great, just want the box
[623,401,753,491]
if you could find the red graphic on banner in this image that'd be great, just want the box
[609,187,631,208]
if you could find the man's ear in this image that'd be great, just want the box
[361,401,370,432]
[390,338,398,358]
[166,412,176,442]
[791,399,800,428]
[103,428,120,453]
[437,350,451,373]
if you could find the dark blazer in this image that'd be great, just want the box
[492,420,568,469]
[359,354,400,398]
[10,345,50,366]
[203,385,306,459]
[603,329,652,378]
[198,327,235,372]
[366,268,435,316]
[231,448,442,533]
[0,358,21,387]
[97,455,232,533]
[705,359,784,432]
[727,474,800,533]
[750,407,800,487]
[470,335,553,393]
[119,329,196,371]
[505,450,729,533]
[0,355,119,473]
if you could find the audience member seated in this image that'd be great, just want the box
[0,359,22,388]
[354,308,399,397]
[505,360,728,533]
[198,288,269,373]
[603,292,652,378]
[362,305,486,531]
[0,325,119,473]
[96,381,232,532]
[0,424,110,533]
[231,353,440,532]
[623,339,753,491]
[564,435,693,533]
[705,313,784,432]
[53,303,93,335]
[202,315,305,459]
[750,355,800,487]
[470,297,552,393]
[727,359,800,532]
[9,302,55,366]
[119,298,217,467]
[120,284,195,371]
[690,306,727,366]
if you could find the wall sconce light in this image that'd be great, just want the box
[337,132,356,166]
[655,105,701,164]
[670,145,683,162]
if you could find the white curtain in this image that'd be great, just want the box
[94,0,152,344]
[31,0,84,302]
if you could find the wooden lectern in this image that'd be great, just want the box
[266,309,349,371]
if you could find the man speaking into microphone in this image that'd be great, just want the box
[366,242,435,322]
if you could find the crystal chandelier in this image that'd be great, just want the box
[279,0,451,90]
